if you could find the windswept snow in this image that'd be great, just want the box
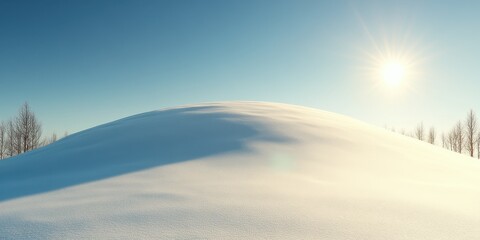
[1,101,480,239]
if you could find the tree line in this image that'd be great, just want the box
[389,109,480,159]
[0,102,60,160]
[3,103,480,160]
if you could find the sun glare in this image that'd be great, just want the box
[363,47,421,91]
[355,16,426,93]
[381,61,405,87]
[358,41,422,92]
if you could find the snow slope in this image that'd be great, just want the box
[1,101,480,239]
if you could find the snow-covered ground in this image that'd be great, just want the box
[1,101,480,239]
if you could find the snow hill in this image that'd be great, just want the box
[1,101,480,239]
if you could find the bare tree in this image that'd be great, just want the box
[405,109,480,157]
[441,133,446,148]
[0,122,5,159]
[447,131,453,151]
[414,122,425,141]
[455,121,464,153]
[477,132,480,159]
[428,127,436,144]
[5,119,20,156]
[15,102,42,153]
[3,103,43,157]
[446,126,459,152]
[465,110,477,157]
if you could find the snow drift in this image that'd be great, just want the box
[1,101,480,239]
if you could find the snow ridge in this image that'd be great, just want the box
[1,101,479,239]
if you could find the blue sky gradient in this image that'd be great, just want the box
[1,0,480,135]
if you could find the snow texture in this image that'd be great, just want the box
[1,101,480,239]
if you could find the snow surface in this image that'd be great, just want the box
[1,101,480,239]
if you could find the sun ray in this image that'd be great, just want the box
[348,8,431,95]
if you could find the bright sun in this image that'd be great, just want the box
[356,15,427,93]
[381,61,405,87]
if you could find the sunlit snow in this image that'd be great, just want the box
[1,102,479,239]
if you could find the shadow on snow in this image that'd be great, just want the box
[0,106,293,202]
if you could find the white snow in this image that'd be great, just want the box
[1,101,480,239]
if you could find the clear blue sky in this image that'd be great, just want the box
[1,0,480,136]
